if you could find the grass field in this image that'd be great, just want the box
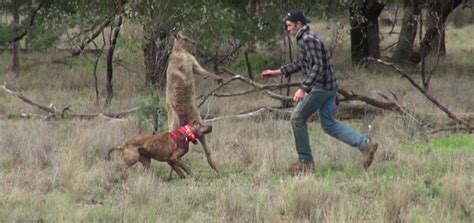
[0,21,473,222]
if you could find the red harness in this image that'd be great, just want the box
[169,124,200,154]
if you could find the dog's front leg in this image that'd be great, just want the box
[170,154,193,177]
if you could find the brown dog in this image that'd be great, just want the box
[108,122,212,179]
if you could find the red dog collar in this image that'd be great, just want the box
[181,124,199,144]
[169,123,200,153]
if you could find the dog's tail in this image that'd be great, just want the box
[107,147,121,160]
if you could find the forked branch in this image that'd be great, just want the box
[367,57,473,133]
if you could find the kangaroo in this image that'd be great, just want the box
[165,31,223,174]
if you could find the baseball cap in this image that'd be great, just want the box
[286,10,311,24]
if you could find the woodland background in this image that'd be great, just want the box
[0,0,473,222]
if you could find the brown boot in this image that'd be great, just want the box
[360,142,378,169]
[288,159,315,176]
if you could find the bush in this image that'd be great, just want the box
[136,89,167,132]
[0,21,15,46]
[451,8,474,28]
[27,20,63,52]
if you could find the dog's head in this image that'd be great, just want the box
[190,121,212,136]
[177,121,212,144]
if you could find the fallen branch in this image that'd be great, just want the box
[375,90,423,125]
[1,83,138,120]
[2,83,59,115]
[367,57,473,132]
[204,103,384,123]
[67,108,140,120]
[199,68,404,115]
[428,126,471,135]
[196,69,301,107]
[205,107,292,122]
[337,88,399,112]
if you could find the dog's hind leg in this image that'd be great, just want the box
[167,161,185,179]
[120,147,140,176]
[139,156,151,173]
[137,148,152,173]
[120,163,133,176]
[198,135,219,174]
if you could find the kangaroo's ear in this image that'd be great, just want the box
[170,27,180,39]
[176,31,184,39]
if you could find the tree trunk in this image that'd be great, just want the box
[12,7,20,77]
[393,0,421,64]
[244,50,253,80]
[247,0,259,51]
[349,5,367,66]
[143,27,170,88]
[349,0,385,65]
[366,0,384,58]
[213,44,220,74]
[105,16,123,106]
[420,0,464,58]
[143,35,157,85]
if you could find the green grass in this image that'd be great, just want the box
[399,134,474,154]
[71,57,107,71]
[414,182,444,198]
[315,160,363,180]
[370,162,407,180]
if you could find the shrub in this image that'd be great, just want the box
[451,8,474,28]
[136,89,167,132]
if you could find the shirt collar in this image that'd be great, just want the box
[296,25,309,40]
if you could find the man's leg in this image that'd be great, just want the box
[319,91,368,147]
[319,91,378,168]
[290,91,331,161]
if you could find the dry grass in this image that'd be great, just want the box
[0,22,473,222]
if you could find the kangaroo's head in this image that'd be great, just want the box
[172,30,196,50]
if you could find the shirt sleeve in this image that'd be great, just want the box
[280,52,303,77]
[300,37,323,92]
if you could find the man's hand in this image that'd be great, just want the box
[293,88,305,103]
[261,69,281,78]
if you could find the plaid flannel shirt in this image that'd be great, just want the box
[280,25,338,92]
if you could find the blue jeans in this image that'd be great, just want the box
[290,89,368,161]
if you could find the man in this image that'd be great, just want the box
[261,10,378,176]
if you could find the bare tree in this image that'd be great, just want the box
[105,16,123,106]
